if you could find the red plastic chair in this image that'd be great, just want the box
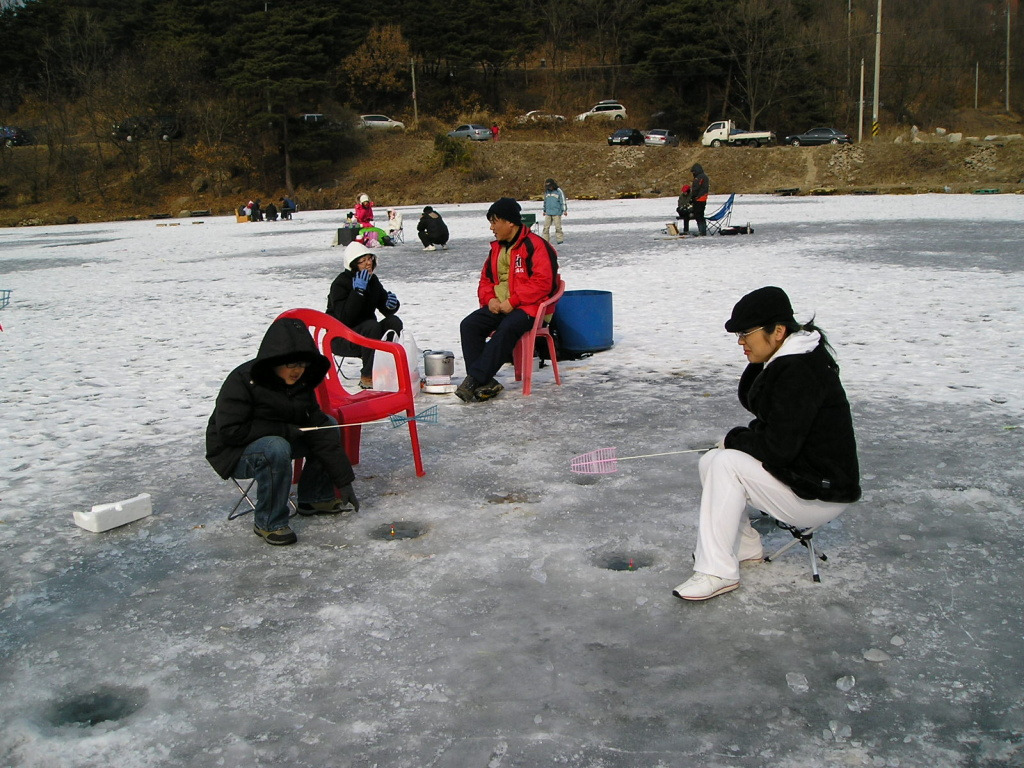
[276,308,426,477]
[512,278,565,396]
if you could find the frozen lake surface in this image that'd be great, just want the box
[1,193,1023,767]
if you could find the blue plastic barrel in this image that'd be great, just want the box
[552,290,614,353]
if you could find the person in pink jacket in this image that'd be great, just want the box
[456,197,559,402]
[354,193,374,227]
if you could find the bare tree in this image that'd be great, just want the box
[713,0,804,130]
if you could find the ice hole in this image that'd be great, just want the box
[45,685,147,728]
[370,521,425,540]
[598,553,654,571]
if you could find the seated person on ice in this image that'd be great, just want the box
[280,196,296,219]
[326,241,403,390]
[206,317,359,547]
[385,208,403,237]
[456,197,559,403]
[675,183,692,230]
[355,193,374,227]
[672,286,861,601]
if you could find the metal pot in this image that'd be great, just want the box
[422,350,455,377]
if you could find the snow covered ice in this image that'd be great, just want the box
[1,193,1022,767]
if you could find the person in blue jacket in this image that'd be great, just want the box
[541,178,567,244]
[673,286,861,601]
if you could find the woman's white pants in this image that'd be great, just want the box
[693,449,848,581]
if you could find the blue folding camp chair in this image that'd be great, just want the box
[704,194,735,235]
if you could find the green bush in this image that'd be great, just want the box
[433,133,471,169]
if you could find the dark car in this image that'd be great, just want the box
[784,127,852,146]
[112,115,183,142]
[1,126,34,147]
[608,128,644,146]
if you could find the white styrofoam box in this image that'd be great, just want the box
[74,493,153,533]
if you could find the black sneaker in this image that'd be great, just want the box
[253,525,298,545]
[474,378,504,401]
[455,375,478,402]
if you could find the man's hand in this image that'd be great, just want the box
[487,298,502,313]
[498,299,514,314]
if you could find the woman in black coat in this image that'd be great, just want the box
[673,286,861,601]
[326,241,403,389]
[206,317,358,545]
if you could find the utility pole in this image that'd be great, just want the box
[846,0,852,111]
[872,0,882,139]
[859,59,865,143]
[411,58,418,130]
[1006,0,1012,114]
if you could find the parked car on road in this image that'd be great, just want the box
[608,128,644,146]
[643,129,679,147]
[447,124,492,141]
[701,120,774,147]
[358,114,405,130]
[516,110,566,124]
[1,126,34,147]
[576,100,627,121]
[784,127,852,146]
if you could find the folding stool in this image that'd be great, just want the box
[227,459,302,520]
[759,513,831,583]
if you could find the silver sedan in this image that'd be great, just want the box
[447,124,492,141]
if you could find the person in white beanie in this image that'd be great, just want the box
[326,241,403,390]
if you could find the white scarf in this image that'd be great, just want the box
[764,330,820,367]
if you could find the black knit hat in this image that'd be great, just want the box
[724,286,795,332]
[486,197,522,225]
[423,206,433,214]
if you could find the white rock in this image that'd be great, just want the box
[836,675,856,692]
[863,648,892,662]
[786,672,809,693]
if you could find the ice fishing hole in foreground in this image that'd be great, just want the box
[370,521,426,540]
[44,684,148,728]
[596,552,655,571]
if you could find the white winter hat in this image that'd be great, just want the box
[358,193,370,203]
[343,240,375,270]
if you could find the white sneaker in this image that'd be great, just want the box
[440,243,448,250]
[423,245,436,251]
[672,572,739,601]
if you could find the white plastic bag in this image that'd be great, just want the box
[372,330,420,396]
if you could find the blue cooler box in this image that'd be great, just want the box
[551,289,613,353]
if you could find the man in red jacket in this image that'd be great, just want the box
[457,197,559,402]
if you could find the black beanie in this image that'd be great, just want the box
[486,197,522,225]
[423,206,433,214]
[724,286,795,332]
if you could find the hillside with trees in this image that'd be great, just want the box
[0,0,1021,221]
